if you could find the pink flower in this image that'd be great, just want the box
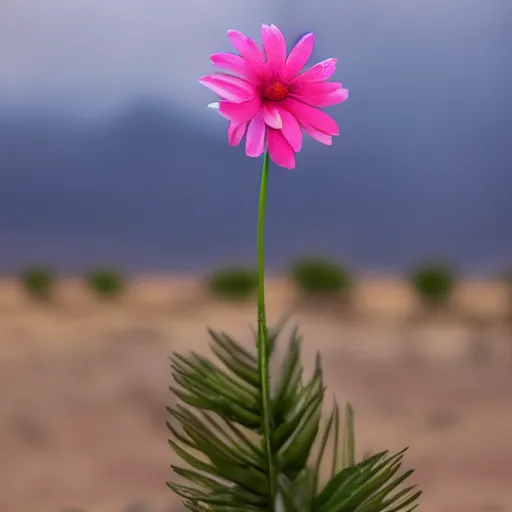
[199,24,349,169]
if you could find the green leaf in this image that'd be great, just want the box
[208,330,261,388]
[272,329,303,420]
[273,373,322,446]
[167,323,422,512]
[199,411,265,467]
[277,469,316,511]
[341,403,355,469]
[331,400,340,477]
[278,385,323,480]
[313,465,361,510]
[177,351,259,404]
[313,405,335,494]
[313,449,420,512]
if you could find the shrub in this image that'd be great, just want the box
[500,269,512,315]
[410,262,455,307]
[86,268,125,298]
[501,269,512,287]
[20,266,55,300]
[208,267,258,301]
[289,257,353,297]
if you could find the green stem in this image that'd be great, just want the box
[257,151,276,505]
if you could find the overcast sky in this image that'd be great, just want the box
[0,0,276,113]
[1,0,510,272]
[1,0,510,116]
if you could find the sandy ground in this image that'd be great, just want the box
[0,277,511,512]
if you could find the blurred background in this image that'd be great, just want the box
[1,1,511,511]
[1,0,511,273]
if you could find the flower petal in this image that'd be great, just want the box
[303,124,332,145]
[261,24,287,75]
[245,114,266,157]
[313,88,349,107]
[293,81,342,95]
[227,29,267,76]
[261,103,282,129]
[217,97,262,124]
[285,32,315,79]
[228,121,248,146]
[199,73,257,103]
[293,58,337,83]
[273,105,302,152]
[281,97,339,135]
[267,128,296,169]
[210,53,263,85]
[290,85,349,108]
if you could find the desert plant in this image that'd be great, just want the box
[167,319,421,511]
[19,266,55,300]
[86,268,125,299]
[410,262,455,308]
[168,24,421,512]
[207,267,258,301]
[290,258,353,298]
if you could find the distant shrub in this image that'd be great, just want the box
[501,270,512,316]
[208,267,258,301]
[289,258,353,297]
[86,268,125,298]
[20,266,55,300]
[501,269,512,287]
[410,262,455,307]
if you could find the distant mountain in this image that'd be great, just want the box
[1,99,511,275]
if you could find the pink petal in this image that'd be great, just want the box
[293,81,342,95]
[303,124,332,145]
[293,58,337,83]
[210,53,263,85]
[217,97,262,124]
[227,29,267,76]
[285,32,315,79]
[261,24,287,75]
[199,73,256,103]
[245,114,266,157]
[290,87,349,108]
[273,105,302,152]
[228,121,248,146]
[261,103,282,129]
[267,129,296,169]
[281,97,339,135]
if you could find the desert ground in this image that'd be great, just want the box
[0,276,511,512]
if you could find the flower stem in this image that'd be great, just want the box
[257,151,276,505]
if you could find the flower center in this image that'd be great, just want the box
[263,82,288,101]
